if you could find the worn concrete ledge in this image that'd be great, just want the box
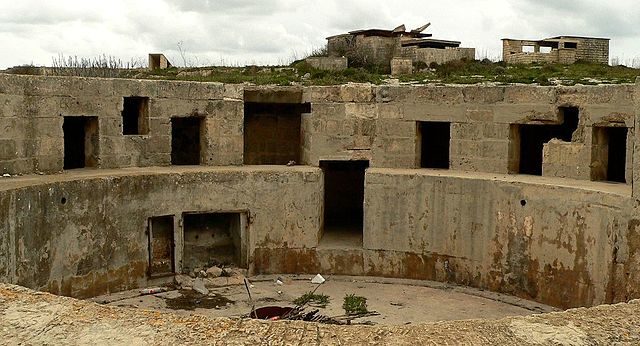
[1,283,639,345]
[0,165,321,191]
[367,168,632,196]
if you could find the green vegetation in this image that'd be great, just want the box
[403,59,640,85]
[343,294,368,315]
[293,291,330,307]
[113,59,640,86]
[6,56,639,86]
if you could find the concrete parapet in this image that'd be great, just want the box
[390,58,413,76]
[305,56,348,71]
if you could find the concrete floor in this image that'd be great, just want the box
[94,275,556,325]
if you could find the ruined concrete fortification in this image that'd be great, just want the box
[315,24,475,71]
[502,36,610,65]
[1,73,640,315]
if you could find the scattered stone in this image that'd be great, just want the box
[198,270,207,278]
[174,275,194,289]
[206,266,223,278]
[205,277,227,287]
[226,275,245,286]
[2,174,10,178]
[193,278,209,295]
[286,160,296,166]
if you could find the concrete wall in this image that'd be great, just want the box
[408,47,476,65]
[305,57,348,71]
[363,169,630,308]
[503,38,609,65]
[0,167,322,298]
[1,74,639,309]
[0,75,244,174]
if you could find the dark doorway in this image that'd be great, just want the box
[171,117,203,165]
[122,96,149,135]
[418,121,450,169]
[63,116,99,169]
[182,213,244,273]
[591,126,627,183]
[320,160,369,248]
[511,107,579,175]
[148,216,175,276]
[243,102,310,165]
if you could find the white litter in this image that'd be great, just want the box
[311,274,326,284]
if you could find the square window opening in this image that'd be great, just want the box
[243,102,310,165]
[182,212,246,273]
[509,107,579,175]
[171,116,204,165]
[591,126,627,183]
[63,116,99,169]
[122,96,149,135]
[417,121,450,169]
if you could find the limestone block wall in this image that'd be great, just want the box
[0,75,243,174]
[505,52,560,64]
[305,57,348,71]
[542,141,591,179]
[413,47,476,65]
[0,167,322,298]
[572,39,609,64]
[503,38,608,65]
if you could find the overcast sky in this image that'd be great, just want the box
[1,0,639,69]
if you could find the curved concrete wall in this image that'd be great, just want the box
[1,167,639,309]
[0,167,322,298]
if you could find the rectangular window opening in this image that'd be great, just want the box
[148,215,175,276]
[564,42,578,49]
[509,107,579,175]
[182,212,245,273]
[319,160,369,248]
[522,45,535,53]
[63,116,99,169]
[122,96,149,135]
[243,102,310,165]
[591,126,627,183]
[540,47,552,54]
[418,121,450,169]
[171,116,204,165]
[149,54,161,70]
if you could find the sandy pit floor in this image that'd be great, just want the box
[90,275,556,326]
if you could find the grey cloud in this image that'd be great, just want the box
[509,0,640,38]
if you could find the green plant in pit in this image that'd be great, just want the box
[343,294,368,315]
[293,291,330,307]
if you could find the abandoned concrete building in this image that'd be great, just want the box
[1,72,640,341]
[309,24,475,72]
[502,36,610,64]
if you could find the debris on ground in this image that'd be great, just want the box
[192,278,209,295]
[206,266,223,278]
[139,287,168,296]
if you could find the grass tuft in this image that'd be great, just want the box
[293,291,330,307]
[343,294,368,315]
